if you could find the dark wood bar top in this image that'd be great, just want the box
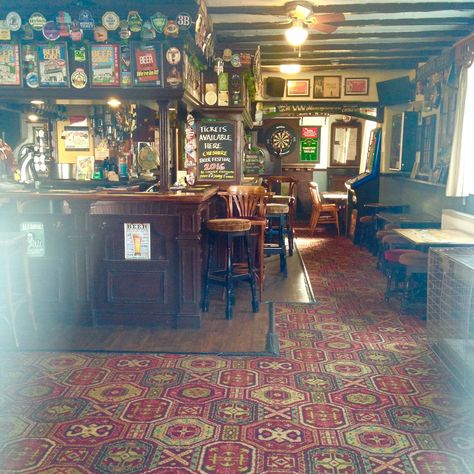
[0,184,219,203]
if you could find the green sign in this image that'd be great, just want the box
[300,138,320,162]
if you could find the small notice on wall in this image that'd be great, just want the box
[124,223,151,260]
[300,126,321,162]
[198,120,235,180]
[21,222,45,257]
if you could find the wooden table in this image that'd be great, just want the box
[376,212,441,229]
[395,228,474,247]
[364,202,410,213]
[322,191,348,232]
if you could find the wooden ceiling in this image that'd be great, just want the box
[2,1,473,73]
[207,0,474,71]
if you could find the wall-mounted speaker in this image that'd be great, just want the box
[265,77,285,98]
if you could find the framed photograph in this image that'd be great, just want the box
[91,44,120,87]
[133,43,162,87]
[64,126,90,151]
[0,44,20,86]
[314,76,341,98]
[286,79,310,97]
[37,43,69,87]
[345,77,369,95]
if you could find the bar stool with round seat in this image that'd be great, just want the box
[358,215,376,250]
[398,251,429,314]
[383,249,419,301]
[264,202,289,277]
[202,218,259,320]
[0,232,36,347]
[265,176,297,255]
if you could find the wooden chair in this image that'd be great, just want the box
[308,181,340,236]
[219,185,269,298]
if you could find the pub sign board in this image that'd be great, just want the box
[197,119,236,180]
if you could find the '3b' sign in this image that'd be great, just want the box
[176,13,192,30]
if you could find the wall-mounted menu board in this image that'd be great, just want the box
[198,120,236,180]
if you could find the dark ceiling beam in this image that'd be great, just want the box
[262,61,417,71]
[259,41,452,52]
[208,2,474,15]
[262,50,439,58]
[216,30,471,43]
[213,17,474,31]
[262,58,422,69]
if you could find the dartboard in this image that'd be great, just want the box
[265,124,297,157]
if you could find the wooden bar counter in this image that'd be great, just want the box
[0,184,219,329]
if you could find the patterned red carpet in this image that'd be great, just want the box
[1,231,473,473]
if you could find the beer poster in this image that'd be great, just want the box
[124,223,151,260]
[133,44,162,86]
[37,43,69,87]
[21,222,45,257]
[0,44,20,86]
[91,44,119,87]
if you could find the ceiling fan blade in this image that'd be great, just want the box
[307,22,338,34]
[312,13,346,24]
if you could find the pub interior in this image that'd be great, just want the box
[1,1,474,472]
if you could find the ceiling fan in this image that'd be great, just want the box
[283,1,345,34]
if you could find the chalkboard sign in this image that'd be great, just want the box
[198,120,236,180]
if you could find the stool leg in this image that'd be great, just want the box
[202,233,214,312]
[244,234,259,313]
[286,215,294,257]
[279,216,287,277]
[225,234,234,320]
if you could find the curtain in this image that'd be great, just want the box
[446,65,473,197]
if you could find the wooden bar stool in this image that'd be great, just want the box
[0,233,36,347]
[202,218,259,320]
[265,203,288,277]
[398,251,429,314]
[383,249,418,302]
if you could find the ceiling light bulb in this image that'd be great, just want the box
[30,99,44,105]
[285,20,308,46]
[107,98,121,108]
[27,114,39,122]
[279,64,301,74]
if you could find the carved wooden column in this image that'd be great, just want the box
[157,99,170,191]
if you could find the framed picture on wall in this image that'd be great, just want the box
[345,77,369,95]
[133,43,162,87]
[37,43,69,87]
[314,76,341,98]
[286,79,310,97]
[0,44,21,86]
[90,44,120,87]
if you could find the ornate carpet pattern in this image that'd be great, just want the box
[1,232,474,473]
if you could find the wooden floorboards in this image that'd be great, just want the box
[1,248,313,353]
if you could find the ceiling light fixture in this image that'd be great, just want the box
[107,98,121,108]
[285,19,308,47]
[30,99,44,105]
[27,114,39,122]
[279,63,301,74]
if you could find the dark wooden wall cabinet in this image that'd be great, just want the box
[0,188,218,329]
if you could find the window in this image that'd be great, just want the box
[447,64,474,196]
